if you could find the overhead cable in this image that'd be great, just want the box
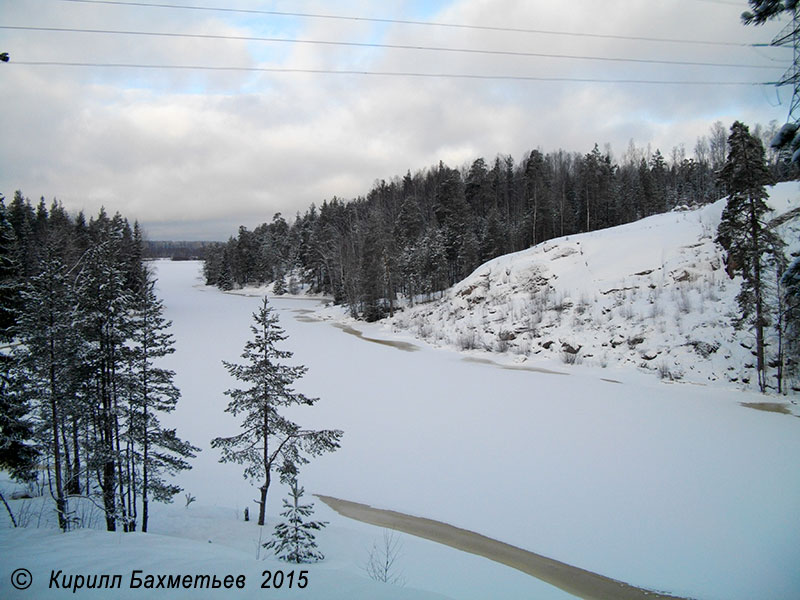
[0,25,783,70]
[10,60,771,85]
[56,0,767,48]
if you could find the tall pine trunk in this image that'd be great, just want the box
[113,410,129,531]
[258,324,271,527]
[100,362,117,532]
[49,388,68,531]
[750,198,766,393]
[142,398,150,533]
[110,335,131,532]
[776,268,785,394]
[49,339,68,531]
[258,370,270,526]
[59,411,75,496]
[125,434,137,532]
[258,475,269,527]
[101,429,116,532]
[70,417,81,495]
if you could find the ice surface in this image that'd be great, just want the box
[158,258,800,599]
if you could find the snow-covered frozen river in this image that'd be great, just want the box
[154,260,800,600]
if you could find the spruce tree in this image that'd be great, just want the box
[360,211,389,321]
[1,197,39,524]
[716,121,782,392]
[8,192,37,278]
[211,297,342,526]
[264,478,327,563]
[0,349,38,486]
[0,196,20,338]
[273,273,287,295]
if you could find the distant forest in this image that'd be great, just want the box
[143,241,211,261]
[203,121,790,320]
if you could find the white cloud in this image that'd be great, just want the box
[0,0,789,239]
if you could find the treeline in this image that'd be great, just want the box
[203,122,787,320]
[0,191,197,533]
[143,240,211,261]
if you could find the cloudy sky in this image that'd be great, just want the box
[0,0,792,240]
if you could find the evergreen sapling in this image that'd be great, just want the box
[264,478,327,563]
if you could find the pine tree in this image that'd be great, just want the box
[782,256,800,381]
[264,478,327,563]
[75,212,136,531]
[742,0,798,25]
[433,164,467,285]
[14,246,78,531]
[717,121,782,392]
[128,269,198,532]
[4,201,198,533]
[523,149,552,246]
[211,297,343,526]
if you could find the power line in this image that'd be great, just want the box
[694,0,741,5]
[56,0,764,48]
[1,25,783,70]
[9,60,772,85]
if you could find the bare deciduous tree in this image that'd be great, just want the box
[365,529,406,586]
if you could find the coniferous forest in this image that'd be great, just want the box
[0,192,197,533]
[202,122,789,321]
[3,0,800,594]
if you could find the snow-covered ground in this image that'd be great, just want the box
[2,252,800,599]
[387,182,800,392]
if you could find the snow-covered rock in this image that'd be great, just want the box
[388,183,800,392]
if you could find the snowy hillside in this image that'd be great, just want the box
[388,182,800,392]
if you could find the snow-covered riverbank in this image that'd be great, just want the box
[3,259,799,600]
